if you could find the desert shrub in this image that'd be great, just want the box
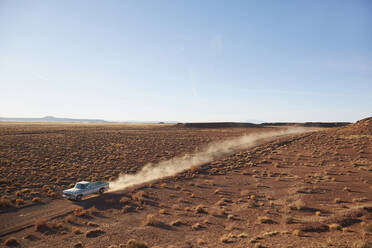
[194,205,208,214]
[65,214,75,223]
[85,228,105,238]
[73,242,83,248]
[209,207,227,217]
[32,197,41,203]
[263,231,279,237]
[158,209,166,214]
[238,233,248,238]
[34,220,54,234]
[217,197,232,205]
[126,239,148,248]
[87,221,99,227]
[132,191,148,204]
[71,226,82,234]
[143,214,164,227]
[34,220,47,231]
[329,223,341,231]
[0,197,12,208]
[87,206,99,215]
[258,216,276,224]
[119,196,131,204]
[121,205,132,213]
[191,223,203,230]
[74,207,87,217]
[284,216,295,224]
[48,220,64,229]
[289,199,307,211]
[292,229,301,236]
[170,219,185,226]
[42,185,50,191]
[353,197,369,203]
[4,237,19,247]
[21,188,31,194]
[197,239,206,245]
[343,186,351,192]
[219,233,235,243]
[227,214,237,220]
[15,198,24,206]
[353,240,372,248]
[363,223,372,233]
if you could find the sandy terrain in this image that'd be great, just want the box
[0,119,371,248]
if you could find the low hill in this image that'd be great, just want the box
[179,121,351,129]
[0,116,107,123]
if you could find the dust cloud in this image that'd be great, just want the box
[108,127,307,192]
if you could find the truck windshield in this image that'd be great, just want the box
[75,183,86,189]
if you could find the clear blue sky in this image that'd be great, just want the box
[1,0,371,122]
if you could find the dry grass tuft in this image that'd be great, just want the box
[158,208,166,214]
[87,221,99,227]
[126,239,148,248]
[15,198,24,206]
[238,233,249,238]
[121,205,132,213]
[119,196,131,204]
[194,205,208,214]
[191,222,203,230]
[65,214,75,223]
[353,240,372,248]
[209,207,227,217]
[363,223,372,233]
[132,191,148,204]
[284,215,295,224]
[71,226,82,234]
[258,216,276,224]
[143,214,165,227]
[289,199,308,211]
[170,219,185,226]
[219,233,235,243]
[74,207,87,217]
[0,197,12,208]
[85,228,105,238]
[329,223,342,231]
[34,220,48,232]
[292,229,302,236]
[343,186,351,192]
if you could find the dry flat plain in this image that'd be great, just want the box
[0,119,371,248]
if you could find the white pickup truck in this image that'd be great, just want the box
[63,181,109,201]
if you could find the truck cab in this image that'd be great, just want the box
[63,181,109,200]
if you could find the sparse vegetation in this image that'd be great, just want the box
[126,239,148,248]
[85,228,105,238]
[143,214,165,227]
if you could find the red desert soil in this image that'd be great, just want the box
[1,118,371,248]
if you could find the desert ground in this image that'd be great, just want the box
[0,119,371,248]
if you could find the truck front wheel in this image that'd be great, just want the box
[99,188,105,194]
[76,195,83,201]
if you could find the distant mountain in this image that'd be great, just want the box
[0,116,108,123]
[244,119,265,124]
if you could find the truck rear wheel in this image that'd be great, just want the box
[99,188,105,194]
